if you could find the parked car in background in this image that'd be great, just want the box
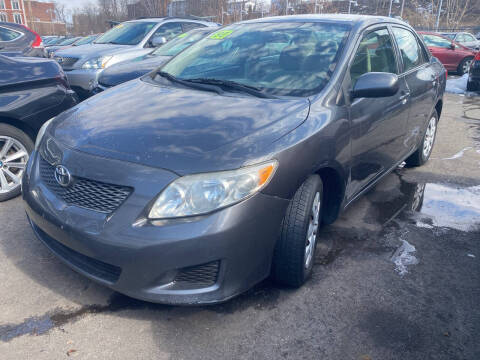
[24,15,445,305]
[47,35,99,58]
[93,27,218,92]
[46,36,82,57]
[420,32,475,75]
[54,18,218,99]
[440,32,480,51]
[0,22,45,57]
[467,51,480,91]
[0,55,77,201]
[42,36,60,45]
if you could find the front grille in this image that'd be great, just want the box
[173,261,220,290]
[39,157,132,214]
[32,222,122,283]
[471,60,480,75]
[54,56,79,70]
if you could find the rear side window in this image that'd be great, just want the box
[392,27,425,72]
[350,28,397,85]
[463,34,476,42]
[152,22,183,41]
[182,22,205,32]
[0,26,22,41]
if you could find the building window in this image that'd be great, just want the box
[0,1,5,10]
[0,13,6,22]
[12,1,20,10]
[13,13,22,24]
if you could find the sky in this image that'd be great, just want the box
[52,0,94,11]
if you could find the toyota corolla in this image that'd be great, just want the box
[23,15,445,304]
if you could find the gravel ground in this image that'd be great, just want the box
[0,93,479,360]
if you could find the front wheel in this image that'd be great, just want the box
[458,56,473,75]
[272,175,323,287]
[405,111,438,167]
[0,124,33,202]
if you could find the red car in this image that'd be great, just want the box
[419,31,476,75]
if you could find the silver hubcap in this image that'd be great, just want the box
[423,116,436,158]
[463,59,472,73]
[305,192,321,269]
[0,136,28,194]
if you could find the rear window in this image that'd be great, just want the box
[152,30,210,57]
[422,34,452,48]
[0,26,22,41]
[95,22,156,45]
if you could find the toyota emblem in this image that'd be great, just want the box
[54,165,72,187]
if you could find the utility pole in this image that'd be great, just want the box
[388,0,393,17]
[400,0,405,18]
[435,0,443,30]
[286,0,288,15]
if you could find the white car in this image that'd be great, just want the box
[441,32,480,51]
[54,18,217,99]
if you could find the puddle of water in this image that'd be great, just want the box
[391,239,419,276]
[415,184,480,232]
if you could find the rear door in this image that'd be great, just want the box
[346,26,410,199]
[391,26,437,153]
[421,34,457,70]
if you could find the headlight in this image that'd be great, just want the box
[148,161,278,219]
[81,56,113,69]
[35,118,53,150]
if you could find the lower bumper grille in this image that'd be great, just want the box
[39,157,132,214]
[173,261,220,290]
[54,56,79,70]
[32,221,122,283]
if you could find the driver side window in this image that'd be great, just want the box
[350,28,397,85]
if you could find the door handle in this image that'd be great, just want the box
[399,92,410,104]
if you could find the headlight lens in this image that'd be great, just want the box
[35,118,53,150]
[81,56,113,69]
[148,161,278,219]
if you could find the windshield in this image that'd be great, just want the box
[74,35,96,46]
[152,30,211,57]
[58,37,79,46]
[95,22,156,45]
[160,22,350,97]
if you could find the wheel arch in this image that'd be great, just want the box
[316,166,346,225]
[0,116,36,140]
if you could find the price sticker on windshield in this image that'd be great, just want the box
[210,30,233,40]
[177,33,188,39]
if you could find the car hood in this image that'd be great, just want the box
[99,55,171,87]
[50,79,310,174]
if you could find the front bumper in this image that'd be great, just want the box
[64,68,103,98]
[22,146,289,304]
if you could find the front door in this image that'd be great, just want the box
[346,27,410,200]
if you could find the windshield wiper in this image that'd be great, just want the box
[185,78,273,98]
[155,71,223,95]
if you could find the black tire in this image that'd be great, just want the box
[467,80,478,92]
[457,56,474,75]
[0,124,34,202]
[272,175,323,287]
[405,110,438,168]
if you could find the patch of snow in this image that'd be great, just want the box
[416,221,434,229]
[467,254,476,258]
[442,147,472,160]
[391,240,419,276]
[446,74,468,94]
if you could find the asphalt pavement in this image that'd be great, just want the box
[0,93,479,360]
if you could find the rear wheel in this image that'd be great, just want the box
[0,124,33,202]
[405,111,438,167]
[272,175,323,287]
[458,56,473,75]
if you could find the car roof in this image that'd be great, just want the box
[241,14,408,27]
[125,17,215,25]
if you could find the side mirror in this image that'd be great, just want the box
[450,43,456,50]
[351,72,399,99]
[150,36,167,48]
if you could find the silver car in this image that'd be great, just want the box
[54,18,217,98]
[441,32,480,51]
